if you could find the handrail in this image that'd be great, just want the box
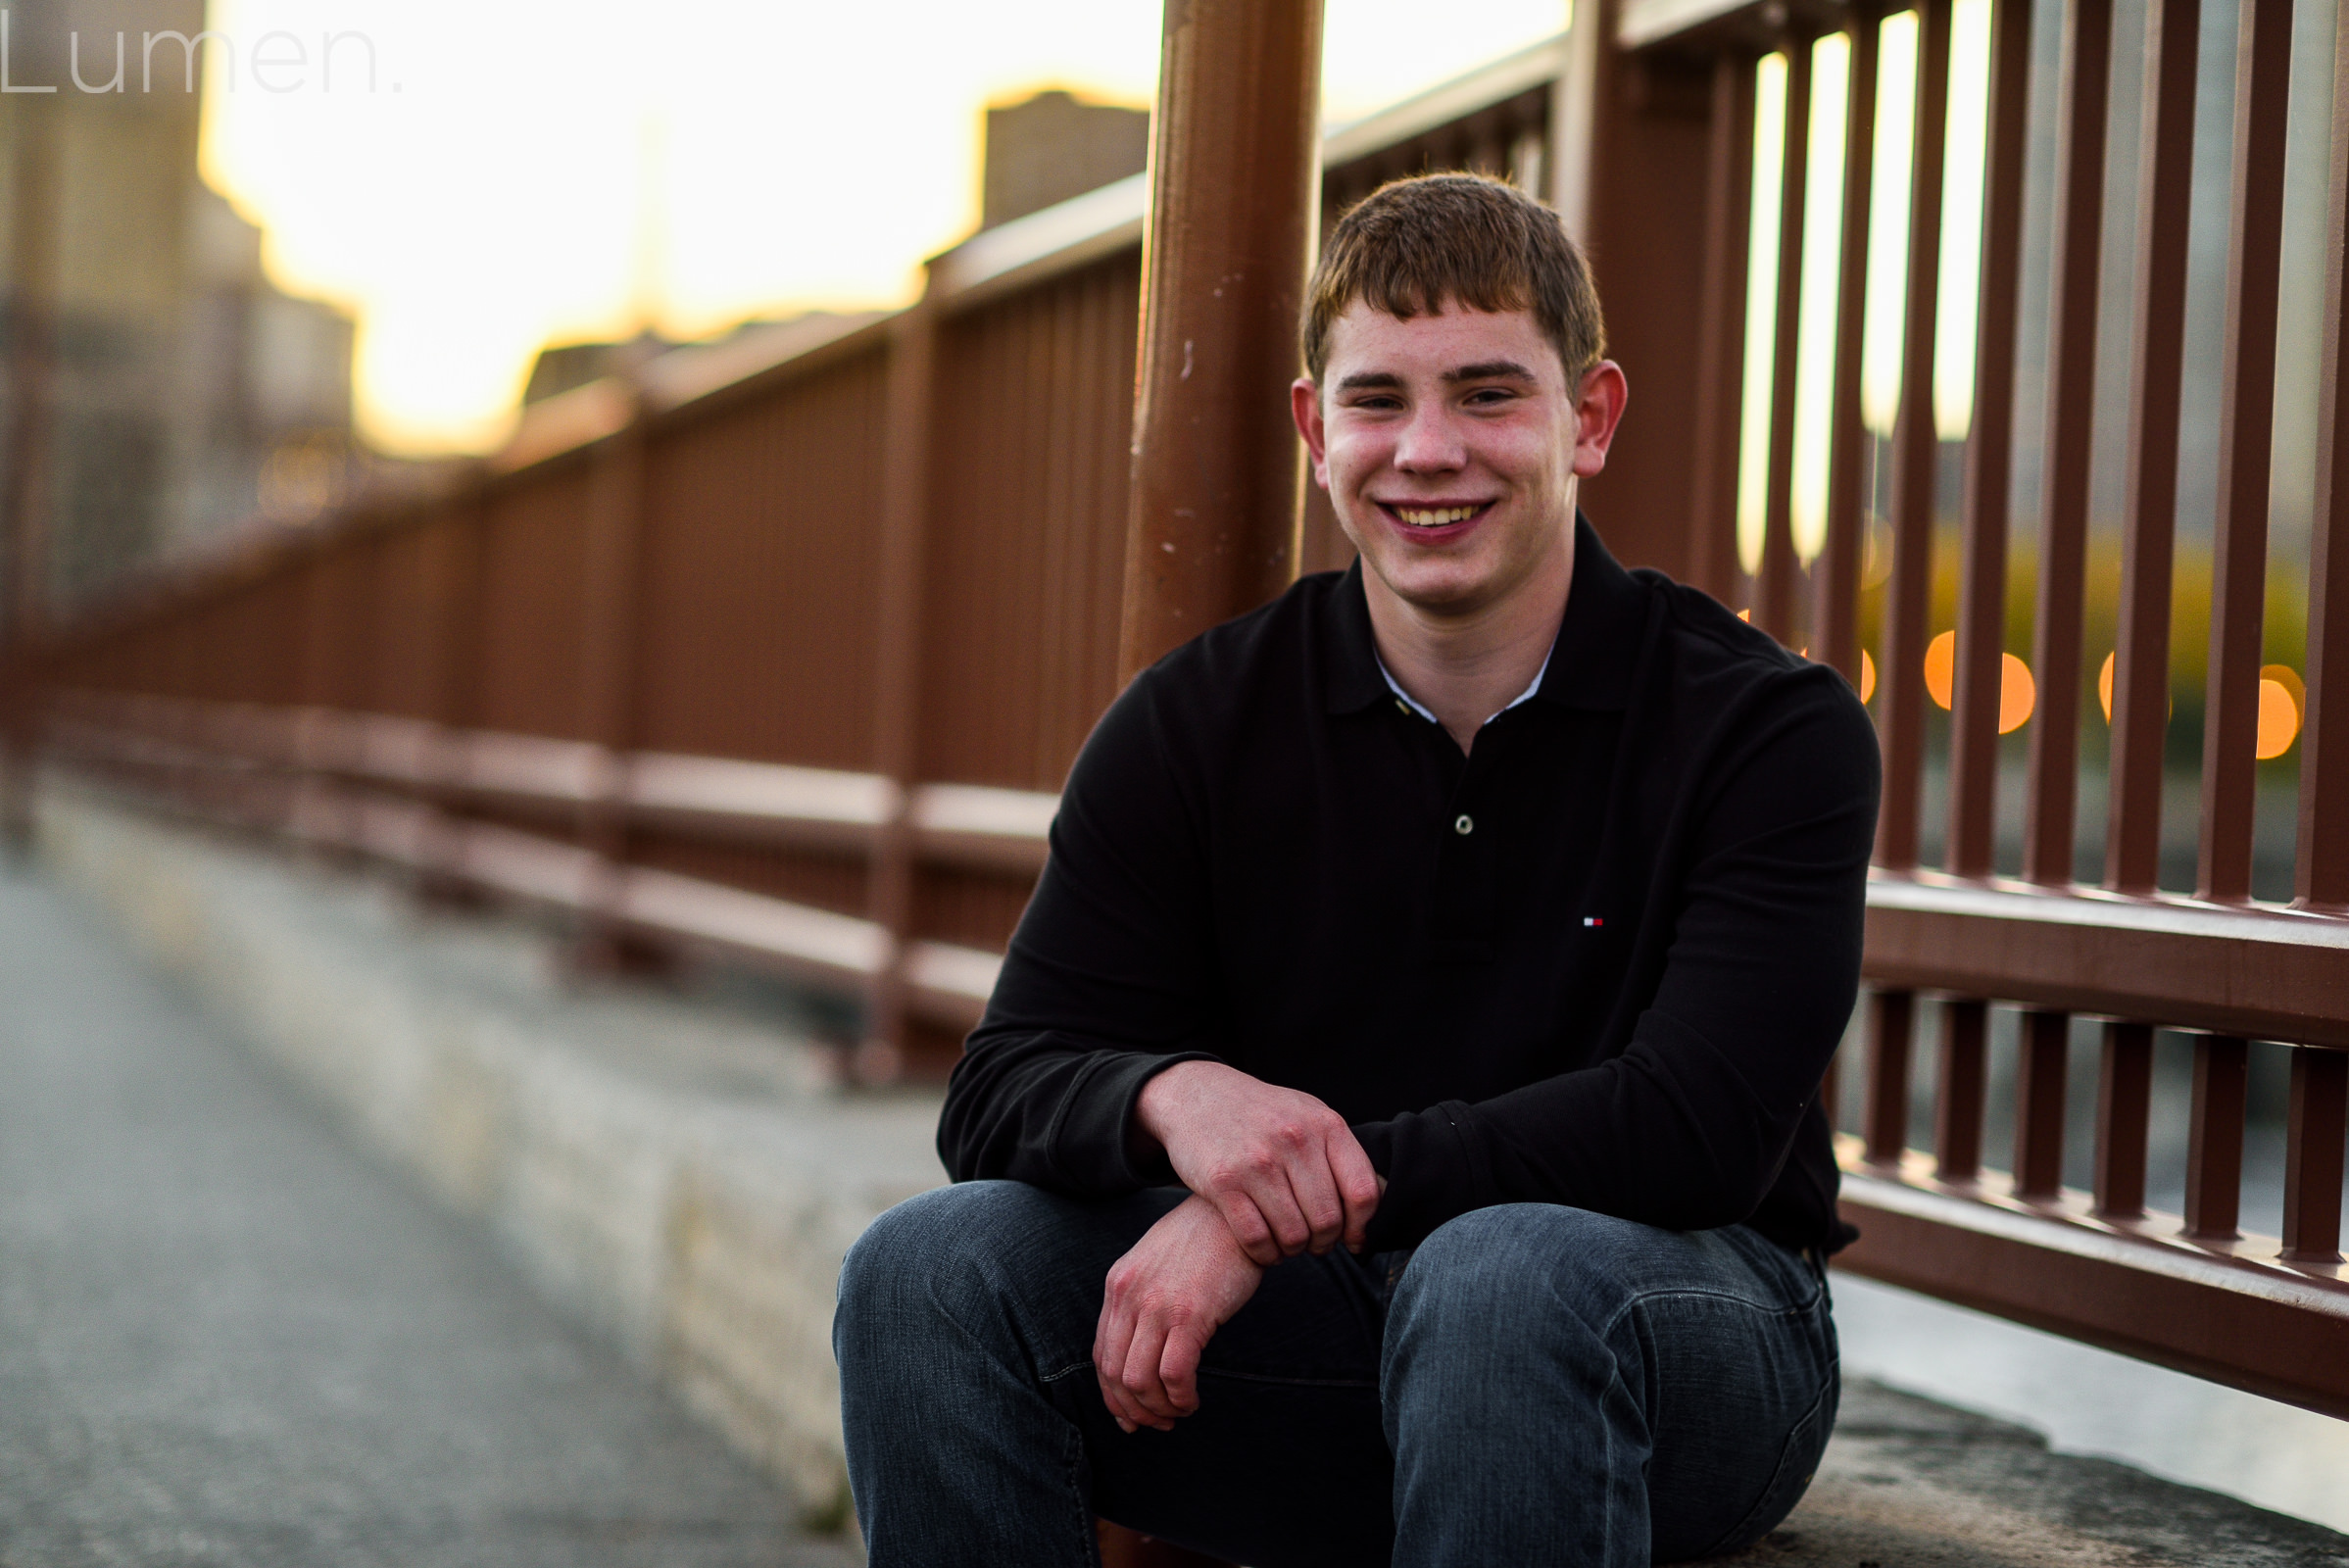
[1864,872,2349,1049]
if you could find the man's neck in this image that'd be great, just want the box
[1365,531,1574,755]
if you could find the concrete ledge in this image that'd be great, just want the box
[38,781,943,1524]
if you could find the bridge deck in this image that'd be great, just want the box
[0,860,853,1568]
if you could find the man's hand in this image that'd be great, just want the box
[1094,1195,1264,1433]
[1135,1061,1381,1265]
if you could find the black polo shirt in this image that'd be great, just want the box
[940,515,1880,1255]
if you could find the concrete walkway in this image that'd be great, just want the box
[0,860,854,1568]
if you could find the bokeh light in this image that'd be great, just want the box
[1923,631,2031,730]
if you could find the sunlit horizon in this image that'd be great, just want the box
[192,1,1571,458]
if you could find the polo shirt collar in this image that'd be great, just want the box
[1321,512,1646,716]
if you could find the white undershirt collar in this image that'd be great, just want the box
[1375,642,1554,729]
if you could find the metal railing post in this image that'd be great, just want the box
[1,92,59,861]
[1116,0,1324,683]
[863,296,939,1083]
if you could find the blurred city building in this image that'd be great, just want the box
[0,0,359,616]
[981,89,1149,230]
[514,89,1148,421]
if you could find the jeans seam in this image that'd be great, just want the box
[1064,1407,1099,1568]
[1041,1361,1092,1385]
[1594,1282,1821,1341]
[1693,1355,1839,1559]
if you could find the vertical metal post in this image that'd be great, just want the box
[1945,0,2032,877]
[1759,34,1814,647]
[2280,1047,2347,1262]
[1689,55,1760,608]
[2013,1008,2071,1199]
[1118,0,1324,683]
[1934,998,1988,1181]
[2199,0,2294,903]
[1,94,59,860]
[1817,13,1880,685]
[2093,1021,2154,1218]
[2023,0,2115,888]
[572,385,664,974]
[2299,0,2349,911]
[2185,1033,2249,1239]
[2106,0,2201,896]
[1876,0,1953,870]
[864,298,939,1083]
[1865,988,1916,1164]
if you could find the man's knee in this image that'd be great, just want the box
[839,1179,1052,1323]
[1391,1202,1652,1342]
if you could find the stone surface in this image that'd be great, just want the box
[33,784,943,1528]
[1725,1356,2349,1566]
[0,848,855,1567]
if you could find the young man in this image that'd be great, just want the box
[837,173,1879,1567]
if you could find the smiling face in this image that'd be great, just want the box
[1293,300,1624,626]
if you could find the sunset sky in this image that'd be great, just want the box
[194,1,1571,455]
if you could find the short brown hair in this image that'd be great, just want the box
[1300,172,1606,384]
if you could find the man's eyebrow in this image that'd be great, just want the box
[1443,360,1539,383]
[1334,370,1403,392]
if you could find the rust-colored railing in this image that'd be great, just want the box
[1635,0,2349,1420]
[16,0,2349,1432]
[27,35,1565,1077]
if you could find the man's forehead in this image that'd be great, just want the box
[1321,300,1560,381]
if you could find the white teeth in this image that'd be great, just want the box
[1395,506,1477,527]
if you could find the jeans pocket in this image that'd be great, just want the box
[1693,1358,1839,1560]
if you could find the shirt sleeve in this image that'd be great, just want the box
[1350,670,1881,1250]
[936,667,1225,1193]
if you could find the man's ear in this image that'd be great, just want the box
[1570,361,1630,479]
[1291,377,1331,490]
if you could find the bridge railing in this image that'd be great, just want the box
[26,1,2349,1425]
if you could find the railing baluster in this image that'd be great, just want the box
[2014,1008,2070,1199]
[1877,0,1952,870]
[1816,12,1878,688]
[1760,34,1815,646]
[2301,0,2349,912]
[2024,0,2114,889]
[2106,0,2201,895]
[2199,0,2295,904]
[2185,1034,2249,1239]
[2093,1021,2153,1218]
[1946,0,2033,877]
[865,300,940,1084]
[1934,998,1988,1181]
[1690,54,1759,608]
[1866,988,1916,1164]
[2281,1047,2347,1262]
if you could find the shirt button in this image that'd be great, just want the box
[1454,814,1474,836]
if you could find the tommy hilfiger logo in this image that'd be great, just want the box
[1584,917,1605,927]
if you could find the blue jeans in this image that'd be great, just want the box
[835,1183,1836,1567]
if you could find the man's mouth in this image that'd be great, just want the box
[1380,502,1493,531]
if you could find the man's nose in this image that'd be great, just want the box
[1393,405,1465,472]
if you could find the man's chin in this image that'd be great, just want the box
[1364,565,1509,620]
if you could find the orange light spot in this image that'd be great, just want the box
[1998,653,2034,734]
[2262,662,2306,719]
[2256,673,2303,760]
[1737,608,1752,622]
[1859,648,1877,704]
[1924,630,1956,710]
